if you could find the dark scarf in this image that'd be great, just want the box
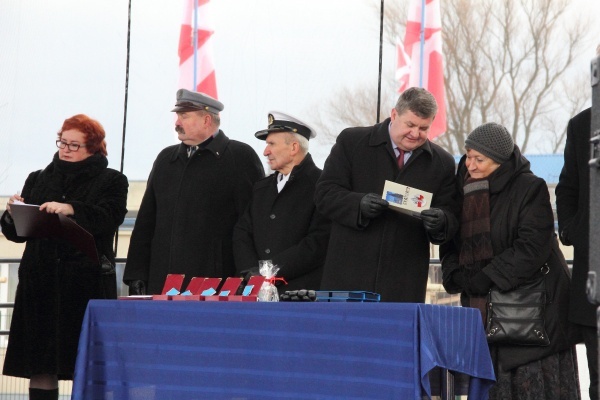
[28,153,109,203]
[459,176,495,320]
[459,177,494,276]
[52,152,107,181]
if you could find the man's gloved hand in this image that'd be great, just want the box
[128,280,147,296]
[467,271,493,295]
[360,193,389,219]
[239,267,260,282]
[420,208,446,235]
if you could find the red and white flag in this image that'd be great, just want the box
[396,0,446,139]
[178,0,218,98]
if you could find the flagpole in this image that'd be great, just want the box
[193,0,198,90]
[418,0,425,87]
[376,0,384,123]
[116,0,132,255]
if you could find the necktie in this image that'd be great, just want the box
[187,145,198,158]
[277,173,286,192]
[397,149,405,169]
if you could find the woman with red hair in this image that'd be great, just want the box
[1,114,128,400]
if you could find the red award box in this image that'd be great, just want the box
[171,277,222,301]
[229,276,265,302]
[152,274,185,300]
[204,277,243,302]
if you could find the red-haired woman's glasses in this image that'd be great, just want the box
[56,140,87,152]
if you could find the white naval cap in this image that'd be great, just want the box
[254,111,317,140]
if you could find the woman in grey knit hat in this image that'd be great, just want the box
[440,122,580,399]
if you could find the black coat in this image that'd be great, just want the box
[233,154,331,293]
[555,108,595,326]
[441,148,578,371]
[0,153,128,379]
[123,131,264,294]
[315,119,459,302]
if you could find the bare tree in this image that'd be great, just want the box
[314,83,398,143]
[316,0,593,155]
[545,72,590,153]
[445,0,589,153]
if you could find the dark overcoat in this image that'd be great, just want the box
[555,108,595,327]
[315,118,459,303]
[123,131,264,294]
[441,148,578,371]
[0,153,128,379]
[233,154,331,293]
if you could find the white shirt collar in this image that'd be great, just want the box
[277,172,290,192]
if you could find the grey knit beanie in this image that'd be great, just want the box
[465,122,514,164]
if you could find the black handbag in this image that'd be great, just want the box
[485,265,550,346]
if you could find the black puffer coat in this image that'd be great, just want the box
[441,147,579,371]
[0,153,128,379]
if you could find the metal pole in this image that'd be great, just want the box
[115,0,133,255]
[376,0,384,123]
[419,0,425,87]
[193,0,198,90]
[440,368,455,400]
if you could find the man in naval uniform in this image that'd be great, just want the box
[233,111,331,293]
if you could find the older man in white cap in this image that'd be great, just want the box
[233,111,331,293]
[124,89,264,295]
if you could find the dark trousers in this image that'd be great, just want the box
[582,325,599,400]
[29,388,58,400]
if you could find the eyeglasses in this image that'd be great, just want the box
[56,140,87,152]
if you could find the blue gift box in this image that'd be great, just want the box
[315,291,380,302]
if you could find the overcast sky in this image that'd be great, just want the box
[0,0,598,195]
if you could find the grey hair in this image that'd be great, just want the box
[196,109,221,128]
[394,87,438,119]
[284,132,309,154]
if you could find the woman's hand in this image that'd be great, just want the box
[6,193,24,215]
[39,201,74,216]
[467,271,493,295]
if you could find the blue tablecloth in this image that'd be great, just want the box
[72,301,494,400]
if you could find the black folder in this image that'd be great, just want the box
[10,203,99,263]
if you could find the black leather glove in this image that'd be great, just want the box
[128,280,147,296]
[2,211,14,225]
[239,267,260,282]
[280,289,317,302]
[420,208,446,235]
[467,271,493,295]
[450,268,467,290]
[99,255,116,275]
[360,193,389,219]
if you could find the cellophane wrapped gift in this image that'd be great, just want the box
[257,260,280,302]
